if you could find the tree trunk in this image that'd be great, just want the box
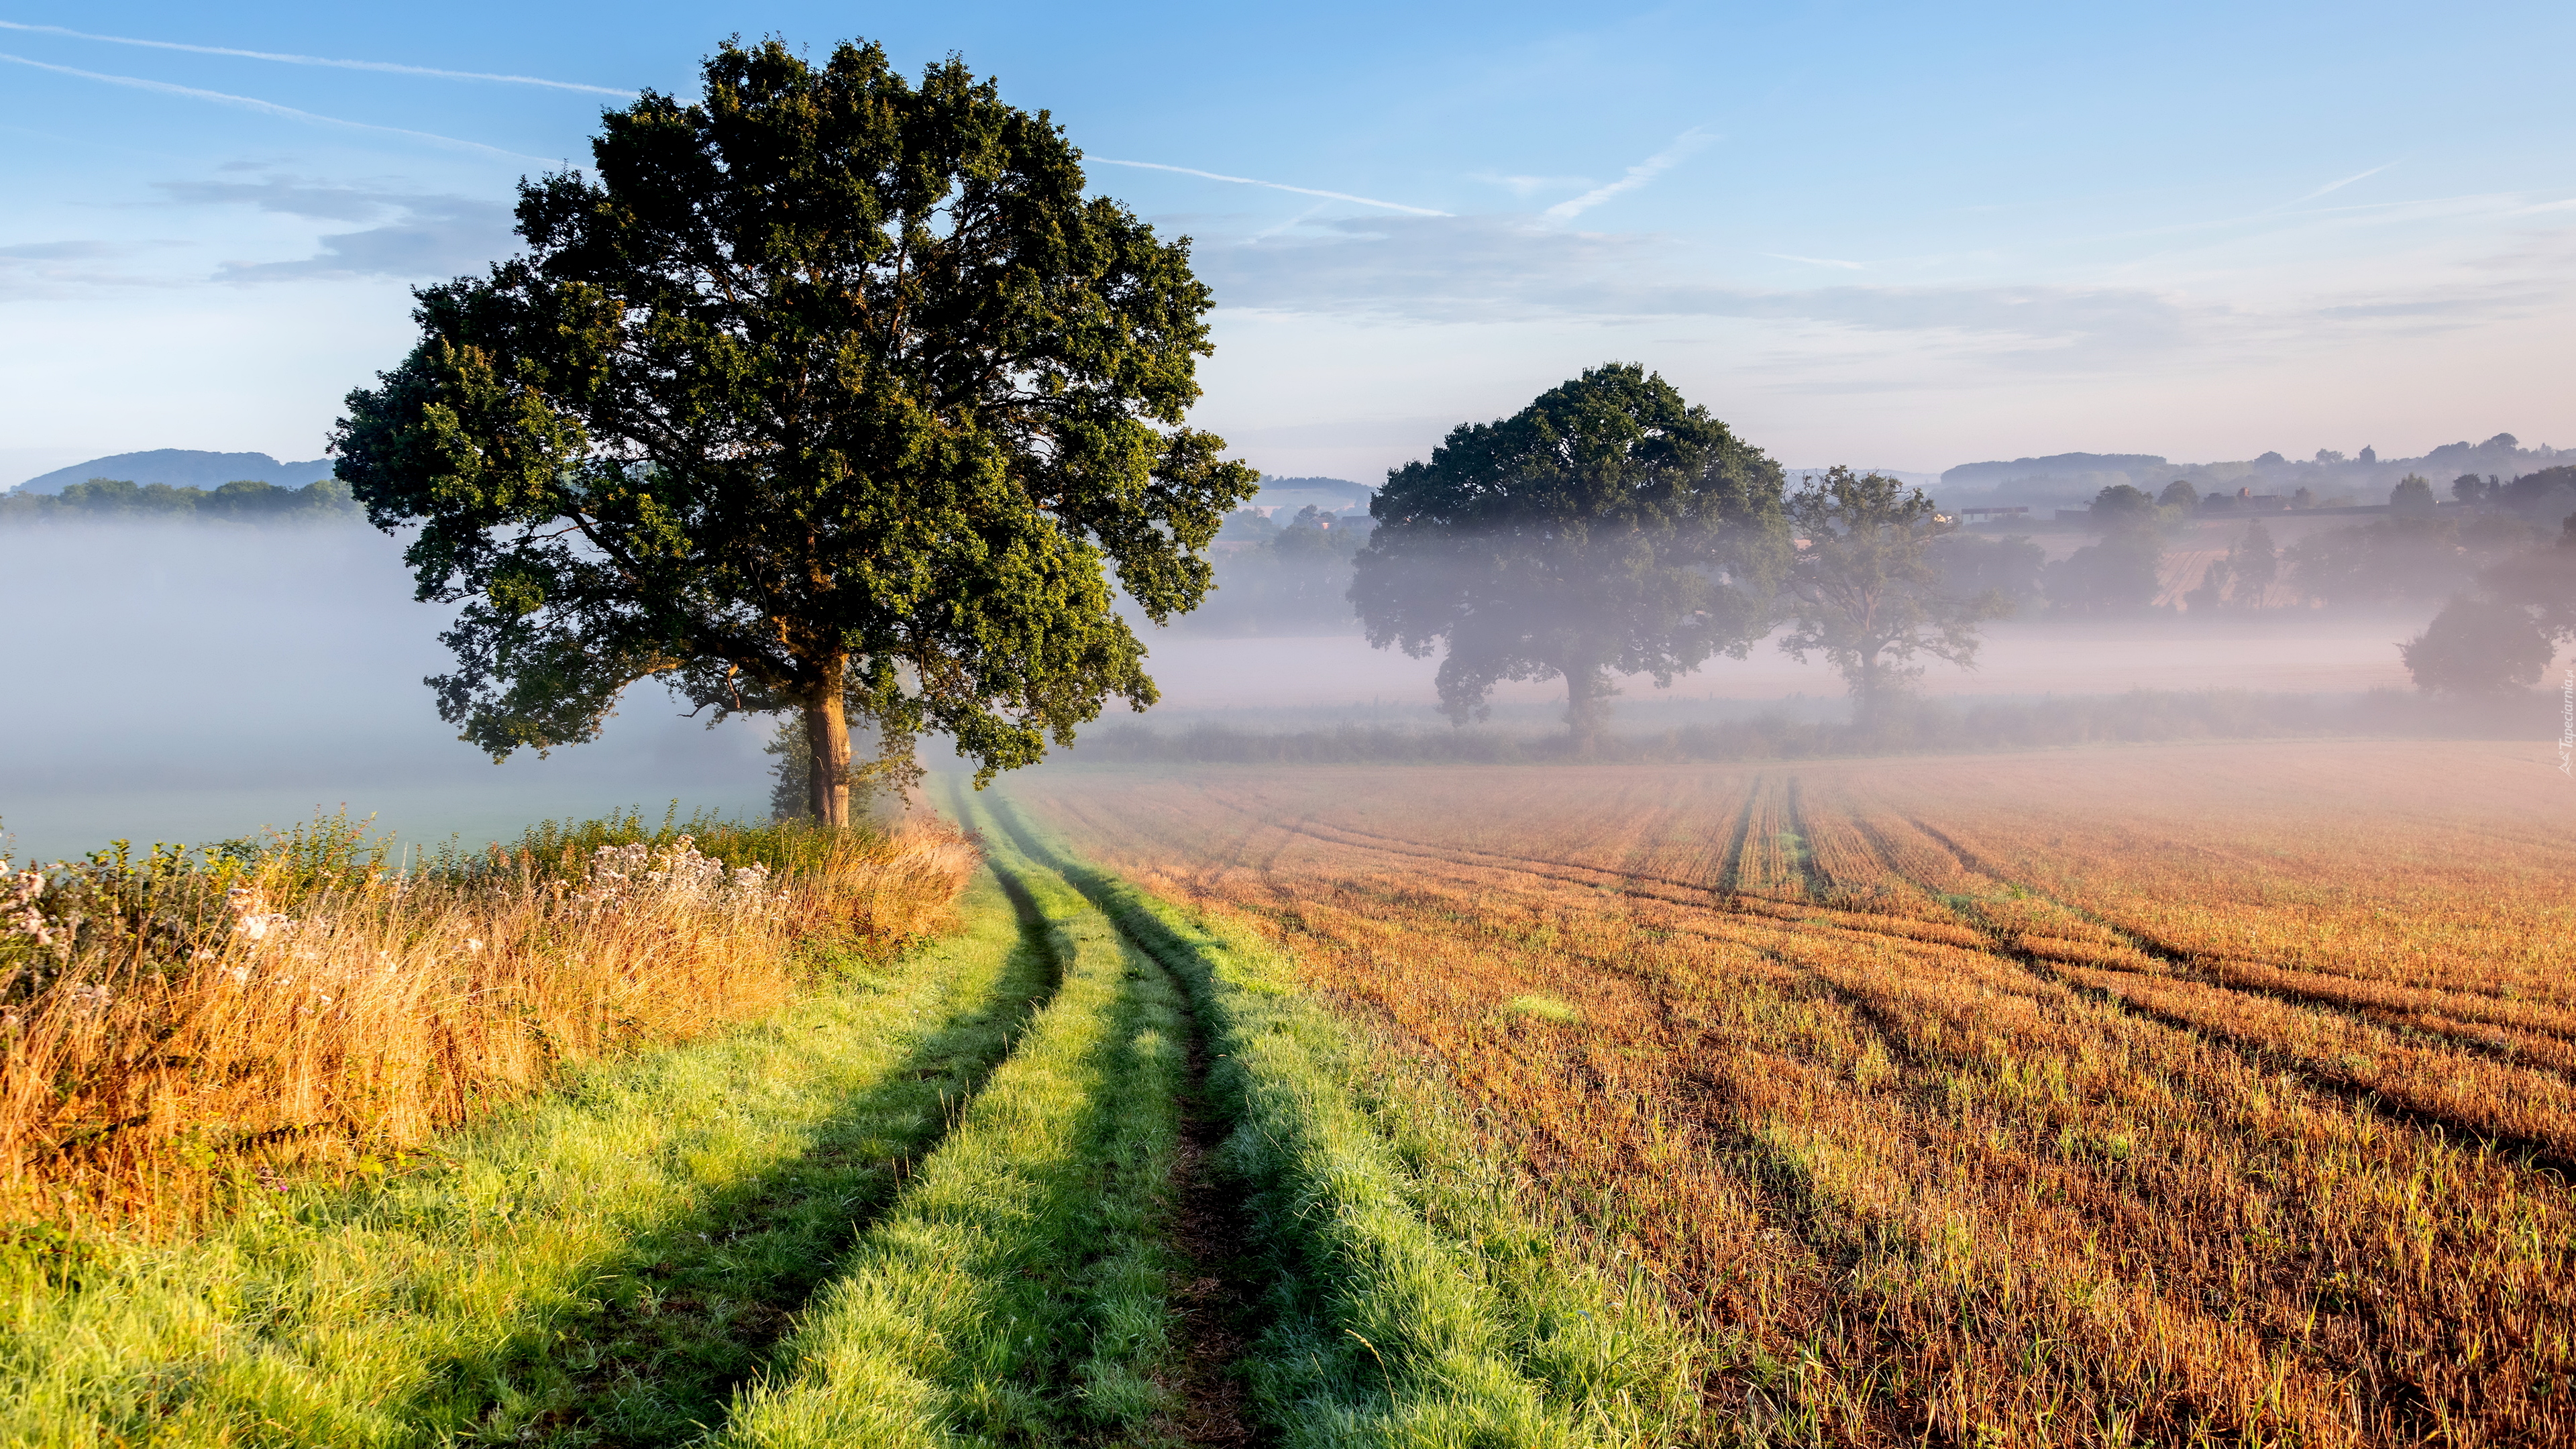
[1564,659,1612,754]
[1855,648,1880,732]
[803,668,852,828]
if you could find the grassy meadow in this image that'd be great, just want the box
[3,791,1674,1446]
[9,738,2569,1445]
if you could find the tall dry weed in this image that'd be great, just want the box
[0,815,975,1227]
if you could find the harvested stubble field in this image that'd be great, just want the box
[1003,739,2576,1446]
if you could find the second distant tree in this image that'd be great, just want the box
[1349,364,1788,750]
[1779,467,2010,729]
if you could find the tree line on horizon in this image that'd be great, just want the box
[0,476,362,524]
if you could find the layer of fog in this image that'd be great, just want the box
[6,516,2559,865]
[1,525,771,865]
[1113,613,2428,720]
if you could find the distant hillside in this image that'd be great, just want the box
[13,449,333,496]
[1256,475,1374,508]
[1941,453,2169,489]
[1933,434,2573,511]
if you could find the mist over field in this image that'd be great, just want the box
[0,524,772,864]
[9,491,2568,867]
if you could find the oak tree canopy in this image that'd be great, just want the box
[1349,365,1788,749]
[334,38,1255,823]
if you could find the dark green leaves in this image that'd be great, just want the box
[333,37,1256,786]
[1349,364,1787,740]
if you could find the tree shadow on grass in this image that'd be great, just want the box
[403,906,1063,1447]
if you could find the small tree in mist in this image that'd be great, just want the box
[1349,364,1788,750]
[2231,521,2279,604]
[2088,484,2159,531]
[2398,515,2576,694]
[1926,532,2045,613]
[2401,596,2553,694]
[332,40,1254,825]
[2391,474,2438,515]
[2045,529,2164,614]
[2182,557,2232,613]
[1779,467,2009,730]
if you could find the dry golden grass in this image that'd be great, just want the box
[0,819,973,1228]
[1007,740,2576,1445]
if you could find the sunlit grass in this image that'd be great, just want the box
[1,873,1034,1446]
[1,810,971,1227]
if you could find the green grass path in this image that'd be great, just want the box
[3,879,1051,1448]
[707,782,1195,1446]
[974,790,1703,1449]
[7,805,1705,1448]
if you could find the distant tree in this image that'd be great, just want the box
[2391,475,2437,515]
[332,39,1254,824]
[2088,483,2159,530]
[1925,532,2046,613]
[1266,506,1362,618]
[2229,520,2278,606]
[2496,466,2576,523]
[2292,485,2318,508]
[2400,596,2553,695]
[1350,364,1788,749]
[2044,529,2165,614]
[2157,479,2200,512]
[2360,445,2378,464]
[2255,450,2286,465]
[1216,507,1281,543]
[2287,517,2471,606]
[2314,449,2346,464]
[0,477,361,525]
[2453,474,2489,504]
[2182,557,2233,613]
[2479,516,2576,643]
[1778,467,2008,729]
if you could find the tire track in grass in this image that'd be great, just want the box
[708,785,1195,1447]
[5,881,1056,1448]
[1890,814,2576,1069]
[514,889,1067,1446]
[988,790,1699,1449]
[971,791,1267,1446]
[1880,817,2576,1178]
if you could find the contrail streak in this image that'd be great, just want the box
[1087,157,1448,217]
[1545,127,1715,221]
[0,52,561,162]
[2286,161,2395,207]
[0,19,632,95]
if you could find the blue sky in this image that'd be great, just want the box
[4,0,2571,488]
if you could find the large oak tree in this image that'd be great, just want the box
[1348,365,1787,748]
[333,39,1255,823]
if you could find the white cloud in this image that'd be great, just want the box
[155,177,515,282]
